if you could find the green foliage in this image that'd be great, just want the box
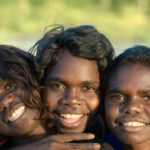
[30,0,49,6]
[0,0,149,43]
[0,0,19,5]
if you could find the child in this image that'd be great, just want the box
[104,45,150,150]
[0,45,49,149]
[0,45,110,150]
[28,25,115,149]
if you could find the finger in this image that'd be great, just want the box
[50,133,95,142]
[56,142,101,150]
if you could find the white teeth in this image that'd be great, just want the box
[123,122,145,127]
[9,106,25,122]
[60,114,83,119]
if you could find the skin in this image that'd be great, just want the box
[0,79,47,145]
[10,133,100,150]
[2,81,101,150]
[105,63,150,150]
[44,50,100,133]
[6,51,101,150]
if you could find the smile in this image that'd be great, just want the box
[57,113,84,127]
[8,106,25,122]
[117,120,149,132]
[123,121,145,127]
[60,114,83,119]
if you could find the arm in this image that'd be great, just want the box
[9,133,101,150]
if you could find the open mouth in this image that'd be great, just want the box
[8,105,25,123]
[122,121,146,127]
[117,121,149,132]
[57,113,84,127]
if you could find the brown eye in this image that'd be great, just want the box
[48,82,66,92]
[82,86,97,92]
[108,94,125,102]
[142,95,150,104]
[5,81,14,91]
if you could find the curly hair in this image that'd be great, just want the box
[30,25,114,84]
[0,45,53,128]
[29,25,115,128]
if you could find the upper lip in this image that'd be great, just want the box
[54,107,86,116]
[3,103,25,124]
[115,116,150,125]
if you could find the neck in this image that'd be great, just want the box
[12,124,48,146]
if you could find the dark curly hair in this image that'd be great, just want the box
[0,45,50,127]
[101,45,150,117]
[29,25,115,128]
[30,25,114,84]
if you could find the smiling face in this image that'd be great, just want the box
[105,63,150,147]
[0,79,44,136]
[44,50,100,133]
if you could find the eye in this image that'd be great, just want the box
[48,82,66,92]
[82,85,98,92]
[142,95,150,103]
[5,81,14,91]
[107,94,125,102]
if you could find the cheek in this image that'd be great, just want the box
[144,105,150,116]
[87,95,99,111]
[44,89,59,112]
[105,102,119,122]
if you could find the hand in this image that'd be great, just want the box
[9,133,101,150]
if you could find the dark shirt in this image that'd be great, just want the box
[103,132,124,150]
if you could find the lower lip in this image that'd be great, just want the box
[57,115,84,128]
[119,124,146,132]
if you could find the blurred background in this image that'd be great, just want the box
[0,0,150,55]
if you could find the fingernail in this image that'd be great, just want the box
[94,144,100,149]
[88,134,95,138]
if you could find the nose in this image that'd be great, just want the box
[122,97,142,115]
[0,93,15,112]
[61,88,83,106]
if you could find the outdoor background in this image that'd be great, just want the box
[0,0,150,55]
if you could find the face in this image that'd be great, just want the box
[0,79,44,136]
[45,50,100,133]
[105,63,150,146]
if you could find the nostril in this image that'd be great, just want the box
[62,97,83,106]
[0,94,15,112]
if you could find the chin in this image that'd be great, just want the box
[58,127,85,133]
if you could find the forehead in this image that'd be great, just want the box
[108,63,150,90]
[46,50,100,82]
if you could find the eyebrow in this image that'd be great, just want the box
[45,77,66,84]
[82,80,100,84]
[138,90,150,95]
[45,77,99,85]
[107,88,127,95]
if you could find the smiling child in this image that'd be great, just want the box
[104,45,150,150]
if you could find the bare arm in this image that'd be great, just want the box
[9,133,101,150]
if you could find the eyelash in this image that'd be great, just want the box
[48,82,66,91]
[82,86,98,92]
[108,94,126,102]
[141,95,150,103]
[5,81,14,91]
